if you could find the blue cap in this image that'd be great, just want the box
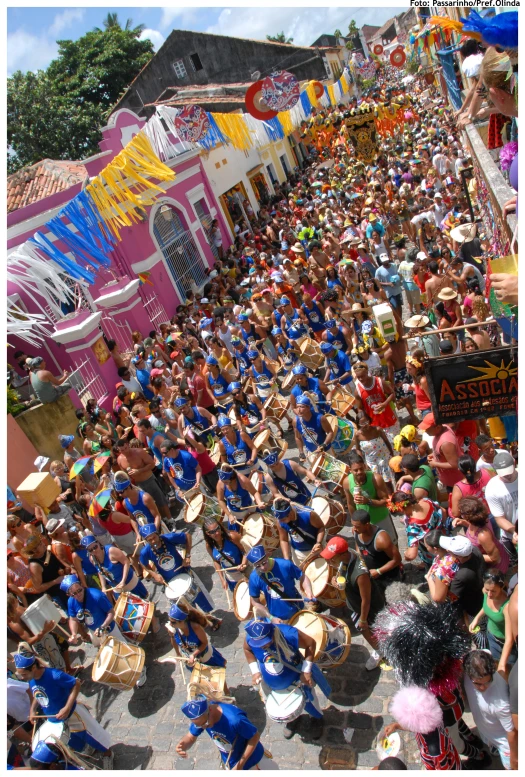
[139,523,159,538]
[288,327,303,341]
[246,544,266,564]
[80,534,97,548]
[325,319,337,329]
[320,341,334,354]
[292,363,308,376]
[113,477,131,493]
[271,327,282,336]
[131,356,141,364]
[60,574,80,594]
[181,694,209,720]
[247,349,259,360]
[218,467,234,481]
[272,499,292,518]
[174,396,189,407]
[31,742,59,765]
[296,393,313,408]
[217,415,232,428]
[58,434,74,449]
[244,619,274,648]
[280,296,290,306]
[206,356,219,366]
[14,652,36,669]
[169,604,188,621]
[231,337,242,347]
[184,356,195,366]
[237,313,249,322]
[261,449,279,466]
[200,318,213,329]
[228,382,242,393]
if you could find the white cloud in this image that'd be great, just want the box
[48,8,85,38]
[160,8,201,31]
[7,29,59,74]
[139,28,166,51]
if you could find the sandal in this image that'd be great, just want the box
[210,618,223,632]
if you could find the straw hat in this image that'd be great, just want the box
[449,223,477,244]
[437,287,459,301]
[351,302,371,313]
[404,314,430,328]
[291,242,306,254]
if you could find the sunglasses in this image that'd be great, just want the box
[207,526,221,534]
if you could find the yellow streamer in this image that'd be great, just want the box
[306,82,319,108]
[212,113,254,151]
[340,74,349,94]
[327,84,336,105]
[277,111,294,136]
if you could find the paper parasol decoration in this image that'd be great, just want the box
[390,48,407,68]
[373,44,384,55]
[92,451,112,474]
[245,80,278,120]
[261,70,300,112]
[69,456,94,480]
[311,81,324,100]
[88,488,113,517]
[174,105,210,143]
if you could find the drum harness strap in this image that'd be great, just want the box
[213,543,237,569]
[259,573,302,612]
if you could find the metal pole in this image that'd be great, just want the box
[460,167,476,224]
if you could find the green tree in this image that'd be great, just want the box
[266,32,294,44]
[93,12,145,36]
[7,27,153,173]
[334,29,343,41]
[348,20,359,37]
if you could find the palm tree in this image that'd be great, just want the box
[93,13,145,36]
[266,32,294,44]
[334,29,343,42]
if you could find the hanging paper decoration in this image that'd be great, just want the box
[390,48,406,68]
[174,105,210,142]
[311,81,324,100]
[260,70,300,112]
[138,271,153,286]
[373,44,384,55]
[245,80,278,120]
[212,112,255,151]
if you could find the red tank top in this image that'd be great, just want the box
[355,376,397,429]
[104,512,133,536]
[414,381,432,411]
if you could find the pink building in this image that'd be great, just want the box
[7,108,230,409]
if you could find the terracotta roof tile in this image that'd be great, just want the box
[7,158,88,214]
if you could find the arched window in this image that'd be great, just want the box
[153,204,208,299]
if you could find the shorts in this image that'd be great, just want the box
[111,531,138,556]
[138,475,168,509]
[393,367,411,400]
[404,285,421,309]
[388,293,403,311]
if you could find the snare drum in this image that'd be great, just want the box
[299,338,324,372]
[253,428,288,456]
[21,594,64,635]
[241,513,280,554]
[302,556,346,608]
[288,610,351,668]
[310,452,350,494]
[184,492,222,526]
[187,662,227,701]
[114,592,155,643]
[265,686,306,723]
[263,393,289,421]
[32,719,70,750]
[281,370,295,391]
[326,415,356,454]
[330,386,355,418]
[92,636,145,691]
[233,579,253,621]
[310,496,345,537]
[165,572,200,605]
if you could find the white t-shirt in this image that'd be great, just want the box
[217,324,236,355]
[7,678,31,722]
[464,672,514,752]
[476,457,497,477]
[485,473,519,539]
[410,210,434,227]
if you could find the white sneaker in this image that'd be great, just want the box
[135,667,147,687]
[365,650,382,671]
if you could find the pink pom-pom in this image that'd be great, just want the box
[390,686,443,734]
[404,111,413,120]
[500,141,518,172]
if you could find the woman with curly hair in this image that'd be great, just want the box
[389,491,447,569]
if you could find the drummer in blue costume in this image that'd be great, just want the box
[320,341,354,389]
[292,394,335,463]
[218,415,258,476]
[272,497,325,566]
[229,382,266,432]
[205,356,234,411]
[301,293,326,339]
[273,327,300,372]
[260,448,320,506]
[160,438,202,499]
[242,620,329,740]
[246,349,277,401]
[216,464,265,534]
[80,533,149,599]
[202,516,247,592]
[321,319,353,354]
[137,524,218,621]
[114,472,161,532]
[278,297,309,342]
[14,652,113,762]
[231,336,251,377]
[167,603,226,668]
[176,694,273,770]
[236,312,266,351]
[175,395,216,443]
[288,363,330,413]
[247,544,315,624]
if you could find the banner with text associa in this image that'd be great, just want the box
[424,347,517,425]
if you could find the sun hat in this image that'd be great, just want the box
[437,287,459,301]
[404,314,430,328]
[449,223,477,243]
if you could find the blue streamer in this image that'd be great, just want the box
[46,216,110,271]
[264,117,285,142]
[336,80,343,98]
[61,190,116,258]
[28,232,96,284]
[300,91,313,117]
[324,85,331,105]
[198,113,228,150]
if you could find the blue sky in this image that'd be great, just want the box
[7,6,407,75]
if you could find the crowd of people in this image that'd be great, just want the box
[7,47,518,772]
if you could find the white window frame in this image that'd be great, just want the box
[173,59,187,78]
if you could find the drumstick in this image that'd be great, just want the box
[159,655,194,662]
[212,564,244,574]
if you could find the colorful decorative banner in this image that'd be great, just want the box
[174,105,210,142]
[261,70,300,112]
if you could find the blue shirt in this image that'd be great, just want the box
[279,507,318,551]
[29,668,77,722]
[135,368,154,400]
[123,490,156,526]
[139,531,187,581]
[366,221,385,239]
[67,587,114,633]
[189,702,264,770]
[270,460,311,505]
[291,377,327,411]
[249,558,304,620]
[375,264,402,297]
[249,623,302,690]
[302,302,325,333]
[326,348,353,386]
[296,410,327,453]
[163,450,199,490]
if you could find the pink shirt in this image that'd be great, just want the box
[432,426,462,487]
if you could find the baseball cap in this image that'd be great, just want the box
[320,535,348,559]
[439,535,473,558]
[418,412,436,431]
[493,451,515,477]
